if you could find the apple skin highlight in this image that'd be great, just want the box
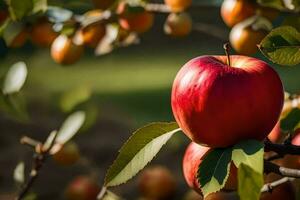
[172,55,284,148]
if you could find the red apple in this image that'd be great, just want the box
[138,165,176,199]
[183,142,238,194]
[65,176,100,200]
[172,55,284,147]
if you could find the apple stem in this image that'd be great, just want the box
[223,43,231,67]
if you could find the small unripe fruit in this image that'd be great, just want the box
[183,142,238,194]
[9,29,28,48]
[65,176,100,200]
[92,0,116,10]
[51,34,84,65]
[117,3,154,34]
[76,23,106,48]
[30,18,58,47]
[164,0,192,12]
[164,12,192,37]
[221,0,256,27]
[53,142,80,166]
[138,165,176,199]
[229,22,268,55]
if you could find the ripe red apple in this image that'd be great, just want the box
[51,34,84,65]
[117,3,154,34]
[65,176,100,200]
[183,142,238,194]
[164,0,192,12]
[53,142,80,166]
[172,55,284,147]
[138,165,176,199]
[164,12,192,38]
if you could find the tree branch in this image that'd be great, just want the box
[264,160,300,178]
[264,139,300,156]
[16,133,57,200]
[261,177,295,193]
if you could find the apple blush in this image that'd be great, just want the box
[172,55,284,147]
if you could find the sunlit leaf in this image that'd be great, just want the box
[32,0,47,13]
[197,148,232,197]
[14,162,25,184]
[232,140,264,174]
[8,0,33,20]
[238,164,263,200]
[3,62,27,95]
[259,26,300,66]
[105,122,180,187]
[43,130,57,151]
[95,24,118,56]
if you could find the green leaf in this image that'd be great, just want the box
[282,16,300,31]
[2,21,24,46]
[55,111,86,144]
[104,122,180,187]
[8,0,33,20]
[14,162,25,184]
[238,164,264,200]
[232,140,264,174]
[197,148,232,198]
[3,62,27,95]
[60,85,92,112]
[32,0,47,14]
[259,26,300,66]
[281,108,300,131]
[257,0,299,10]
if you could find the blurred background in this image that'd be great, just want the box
[0,0,299,199]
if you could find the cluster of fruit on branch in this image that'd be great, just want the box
[0,0,196,65]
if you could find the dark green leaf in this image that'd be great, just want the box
[8,0,33,20]
[259,26,300,66]
[2,21,24,46]
[197,148,232,197]
[105,122,180,187]
[238,164,263,200]
[281,108,300,131]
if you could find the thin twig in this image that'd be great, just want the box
[264,160,300,178]
[16,133,58,200]
[261,177,295,193]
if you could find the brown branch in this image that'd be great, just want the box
[261,177,295,193]
[192,23,229,41]
[264,160,300,178]
[264,139,300,156]
[16,133,57,200]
